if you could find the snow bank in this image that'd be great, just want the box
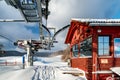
[0,66,34,80]
[0,55,86,80]
[34,55,68,67]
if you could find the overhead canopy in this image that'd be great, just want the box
[110,67,120,76]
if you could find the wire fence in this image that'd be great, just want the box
[0,61,23,66]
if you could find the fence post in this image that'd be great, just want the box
[22,56,25,69]
[5,60,7,66]
[15,59,17,66]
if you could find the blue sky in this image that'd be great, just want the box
[112,11,120,19]
[25,23,40,34]
[0,0,120,52]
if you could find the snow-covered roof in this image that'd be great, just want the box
[72,19,120,23]
[72,19,120,26]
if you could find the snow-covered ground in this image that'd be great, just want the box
[0,55,86,80]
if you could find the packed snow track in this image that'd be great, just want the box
[32,66,55,80]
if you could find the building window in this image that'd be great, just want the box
[72,44,79,57]
[80,37,92,56]
[98,36,109,56]
[114,38,120,57]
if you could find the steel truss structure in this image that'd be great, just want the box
[0,0,70,66]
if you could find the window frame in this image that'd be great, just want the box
[98,36,110,56]
[72,44,79,57]
[80,37,92,57]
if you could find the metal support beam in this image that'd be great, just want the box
[26,46,33,66]
[36,0,43,39]
[0,19,25,22]
[26,47,30,66]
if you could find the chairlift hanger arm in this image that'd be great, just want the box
[50,24,70,47]
[42,24,51,36]
[52,24,70,39]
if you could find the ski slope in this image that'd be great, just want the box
[0,55,86,80]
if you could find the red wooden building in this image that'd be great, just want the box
[65,19,120,80]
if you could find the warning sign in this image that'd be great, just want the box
[101,59,108,64]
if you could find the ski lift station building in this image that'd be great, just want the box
[65,19,120,80]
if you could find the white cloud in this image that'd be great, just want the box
[0,0,120,52]
[48,0,120,29]
[0,23,39,50]
[0,1,39,51]
[0,23,39,40]
[48,0,120,51]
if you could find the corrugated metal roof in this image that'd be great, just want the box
[72,19,120,26]
[89,23,120,26]
[72,19,120,23]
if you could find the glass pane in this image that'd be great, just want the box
[80,37,92,56]
[114,38,120,43]
[98,37,103,42]
[104,50,109,55]
[104,43,109,48]
[104,37,109,42]
[73,44,79,57]
[72,46,75,51]
[73,51,78,57]
[75,45,78,50]
[98,43,103,48]
[73,44,78,51]
[114,38,120,57]
[98,50,103,55]
[87,37,92,43]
